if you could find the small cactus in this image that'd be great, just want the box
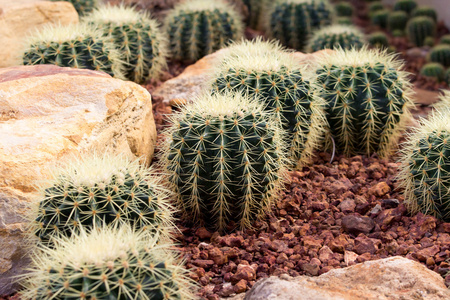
[446,69,450,85]
[420,62,445,81]
[162,92,288,231]
[398,95,450,222]
[266,0,334,50]
[165,0,244,62]
[335,2,353,17]
[429,44,450,68]
[243,0,269,29]
[314,47,414,157]
[336,16,353,25]
[388,10,408,32]
[368,31,389,48]
[307,24,365,52]
[368,2,384,16]
[84,5,167,83]
[392,29,405,37]
[20,225,196,300]
[412,5,437,22]
[424,36,435,47]
[441,35,450,45]
[51,0,98,16]
[371,9,389,29]
[394,0,417,15]
[210,39,326,165]
[30,153,174,245]
[407,16,436,47]
[22,23,124,78]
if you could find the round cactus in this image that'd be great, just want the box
[398,95,450,222]
[407,16,436,47]
[51,0,98,16]
[84,5,167,83]
[424,36,435,47]
[429,44,450,68]
[30,154,174,245]
[335,2,353,17]
[307,25,365,52]
[368,2,384,16]
[266,0,334,51]
[420,62,445,81]
[445,69,450,85]
[371,9,389,29]
[441,35,450,45]
[162,92,288,231]
[412,5,437,22]
[368,31,389,48]
[22,23,124,78]
[392,29,405,37]
[394,0,417,15]
[314,47,414,157]
[388,10,408,32]
[336,16,353,25]
[164,0,244,62]
[210,39,326,165]
[243,0,269,29]
[20,225,196,300]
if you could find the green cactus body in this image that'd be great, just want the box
[162,93,288,231]
[369,31,389,48]
[31,154,174,244]
[412,5,437,21]
[336,17,352,25]
[388,10,408,32]
[210,40,325,166]
[429,44,450,67]
[392,29,405,37]
[335,2,353,17]
[394,0,417,15]
[441,35,450,45]
[307,25,365,52]
[51,0,98,16]
[266,0,334,50]
[314,47,414,157]
[420,62,445,80]
[22,23,123,78]
[445,69,450,85]
[399,97,450,222]
[371,9,389,29]
[84,5,167,83]
[368,2,384,16]
[407,16,436,47]
[165,0,244,62]
[21,225,196,300]
[243,0,269,29]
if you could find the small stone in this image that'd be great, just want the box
[344,251,358,266]
[354,236,379,255]
[369,182,390,197]
[231,264,255,283]
[301,262,320,276]
[369,204,382,215]
[342,214,375,235]
[208,248,228,265]
[196,227,213,239]
[218,283,235,297]
[276,253,289,264]
[382,199,400,209]
[319,246,334,263]
[426,257,435,266]
[234,279,247,293]
[193,259,215,269]
[339,199,356,213]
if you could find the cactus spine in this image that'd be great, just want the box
[84,5,167,83]
[162,93,288,231]
[20,225,196,300]
[429,44,450,68]
[51,0,98,16]
[394,0,417,15]
[388,10,408,32]
[412,5,437,22]
[307,25,365,52]
[314,47,414,157]
[420,62,445,81]
[407,16,436,47]
[22,23,124,78]
[165,0,244,62]
[368,31,389,48]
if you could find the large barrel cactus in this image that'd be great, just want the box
[407,16,436,47]
[307,25,366,52]
[162,93,288,231]
[314,47,414,157]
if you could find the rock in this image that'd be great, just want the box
[0,65,157,294]
[344,251,358,266]
[0,0,78,68]
[342,214,375,235]
[369,182,390,197]
[338,199,356,213]
[232,264,256,284]
[243,257,450,300]
[196,227,213,240]
[381,199,399,209]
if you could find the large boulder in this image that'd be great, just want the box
[0,0,78,68]
[0,65,157,295]
[243,256,450,300]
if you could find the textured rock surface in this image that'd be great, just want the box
[0,0,78,68]
[243,257,450,300]
[0,65,157,294]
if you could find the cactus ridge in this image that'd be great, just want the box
[314,47,414,157]
[84,5,167,83]
[388,10,409,32]
[162,92,289,231]
[407,16,436,47]
[307,25,365,52]
[51,0,98,16]
[429,44,450,68]
[420,62,445,80]
[165,0,244,62]
[20,225,196,300]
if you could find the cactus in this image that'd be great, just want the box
[314,47,414,157]
[20,225,196,300]
[424,36,435,47]
[162,92,288,231]
[420,62,445,81]
[412,5,437,22]
[368,2,384,16]
[398,94,450,222]
[266,0,334,50]
[392,29,405,37]
[394,0,417,15]
[441,35,450,45]
[335,2,353,17]
[446,69,450,85]
[368,31,389,48]
[429,44,450,68]
[51,0,98,16]
[84,5,167,83]
[336,17,352,25]
[407,16,436,47]
[243,0,269,29]
[371,9,389,29]
[307,25,365,52]
[22,23,124,78]
[30,153,174,245]
[164,0,244,62]
[388,10,408,32]
[210,39,326,165]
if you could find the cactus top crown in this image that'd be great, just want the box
[25,23,103,45]
[84,4,153,24]
[171,0,239,13]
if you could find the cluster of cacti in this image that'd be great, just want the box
[164,0,244,62]
[162,92,289,231]
[21,225,196,300]
[420,62,445,80]
[266,0,334,50]
[84,5,167,83]
[314,47,414,157]
[407,16,436,47]
[371,9,389,29]
[394,0,417,15]
[369,31,390,48]
[412,5,437,21]
[429,44,450,68]
[51,0,98,16]
[307,25,365,52]
[388,10,408,32]
[335,2,353,17]
[243,0,269,29]
[398,93,450,222]
[22,23,124,78]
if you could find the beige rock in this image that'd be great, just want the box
[0,0,78,68]
[243,257,450,300]
[0,65,157,294]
